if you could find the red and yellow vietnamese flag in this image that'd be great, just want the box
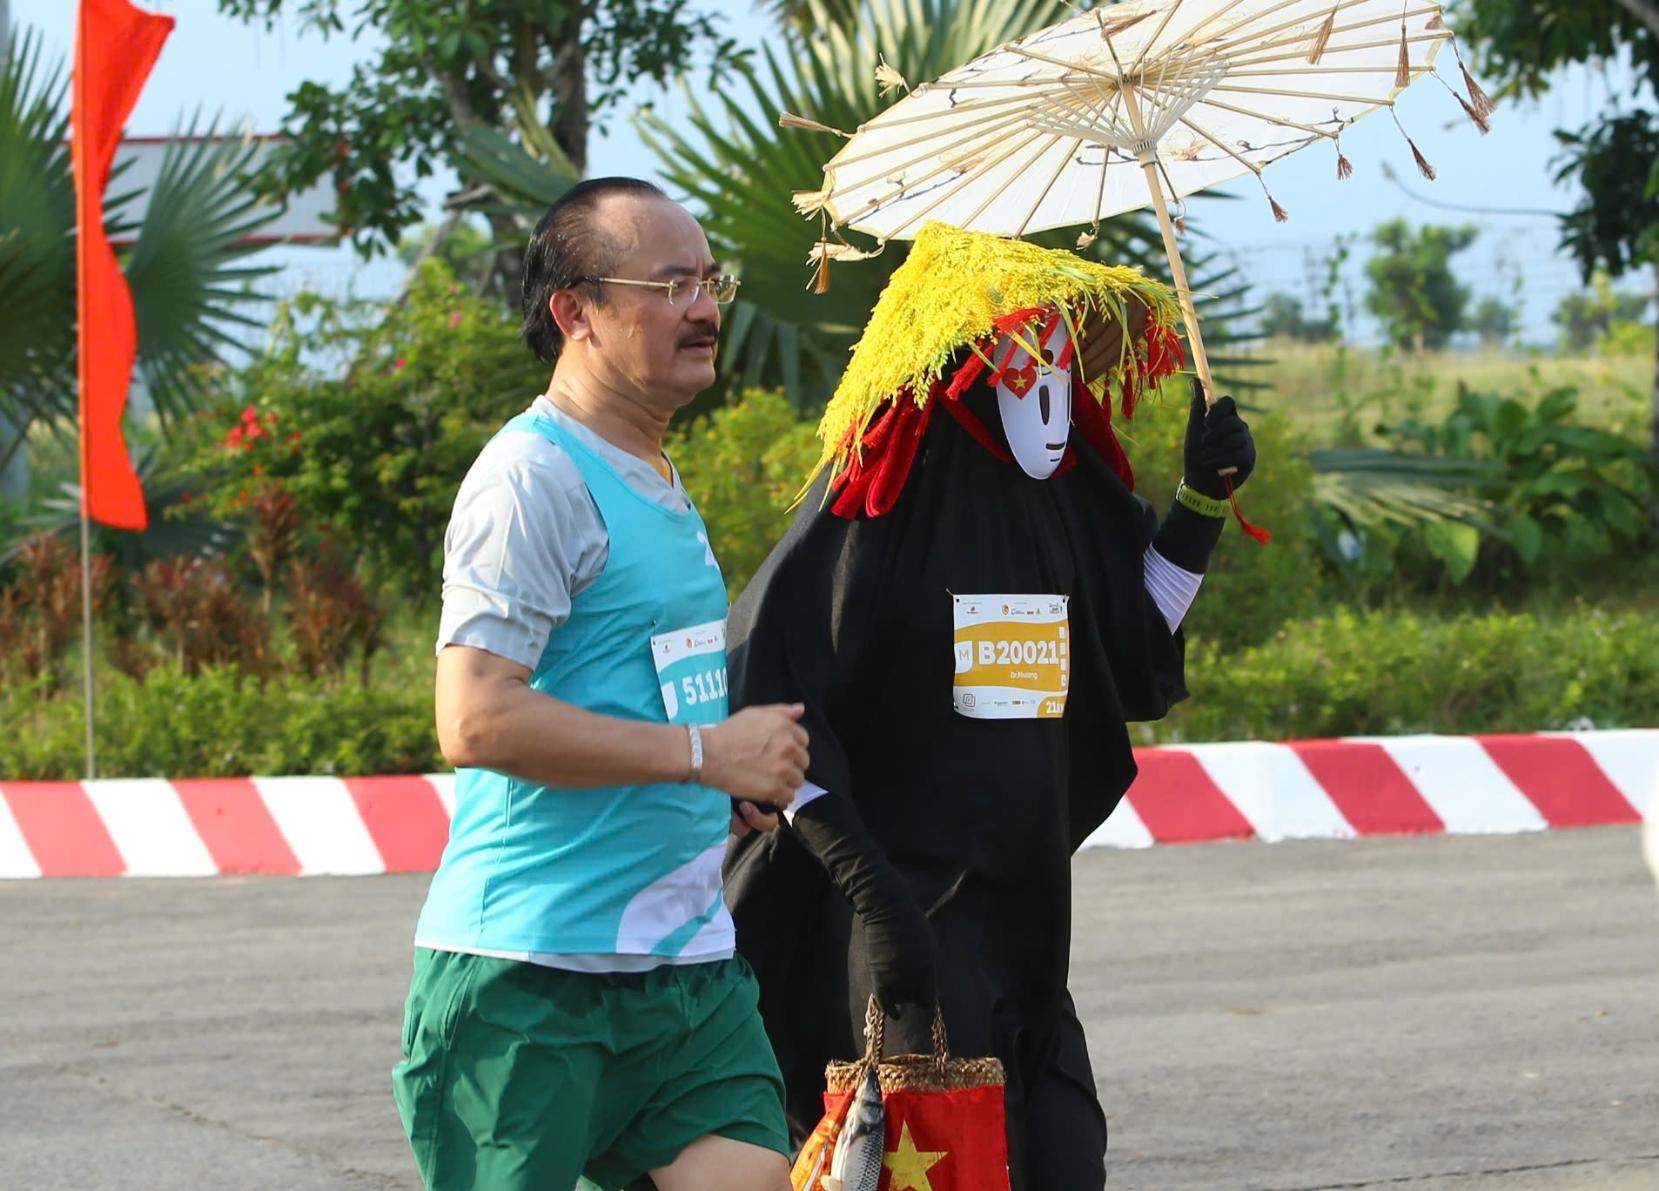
[797,1083,1011,1191]
[73,0,174,531]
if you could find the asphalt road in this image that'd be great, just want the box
[2,827,1655,1190]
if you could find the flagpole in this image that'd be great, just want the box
[81,485,96,780]
[70,0,94,782]
[72,0,95,783]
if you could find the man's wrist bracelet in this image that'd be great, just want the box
[685,723,704,783]
[1175,479,1230,519]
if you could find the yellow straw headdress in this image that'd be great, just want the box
[811,222,1183,491]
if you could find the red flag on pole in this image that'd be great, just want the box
[73,0,174,531]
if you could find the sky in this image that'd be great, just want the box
[10,0,1654,345]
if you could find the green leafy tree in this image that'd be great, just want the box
[1471,297,1516,348]
[1260,291,1336,343]
[181,259,540,601]
[1363,220,1479,352]
[0,28,276,486]
[1551,274,1652,352]
[215,0,745,264]
[1457,0,1659,452]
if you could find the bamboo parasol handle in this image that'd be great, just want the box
[1120,84,1236,476]
[1136,156,1216,410]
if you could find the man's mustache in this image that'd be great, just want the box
[679,322,720,348]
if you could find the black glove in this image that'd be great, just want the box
[1182,379,1256,499]
[788,793,938,1017]
[1153,380,1258,572]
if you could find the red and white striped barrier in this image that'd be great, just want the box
[1,732,1654,879]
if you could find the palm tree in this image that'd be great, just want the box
[0,27,278,496]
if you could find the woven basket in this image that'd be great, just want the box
[824,998,1005,1095]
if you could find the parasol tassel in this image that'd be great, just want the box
[1392,110,1437,181]
[1269,194,1289,223]
[814,244,831,294]
[1406,138,1433,181]
[1174,213,1188,235]
[1427,10,1443,31]
[1307,6,1337,65]
[875,55,909,97]
[1396,25,1412,89]
[1449,36,1495,119]
[1337,150,1354,180]
[1076,228,1098,250]
[1455,90,1491,134]
[779,111,852,137]
[793,189,830,216]
[1408,137,1436,181]
[1461,63,1494,119]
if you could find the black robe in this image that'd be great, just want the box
[723,379,1188,1188]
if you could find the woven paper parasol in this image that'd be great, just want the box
[788,0,1493,405]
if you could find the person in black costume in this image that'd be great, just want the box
[723,224,1258,1190]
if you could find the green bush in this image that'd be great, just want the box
[669,389,820,598]
[180,258,537,602]
[1152,604,1659,743]
[9,602,1650,778]
[0,665,438,779]
[1377,383,1658,586]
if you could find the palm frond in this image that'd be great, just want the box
[0,29,77,430]
[7,439,237,570]
[125,112,281,423]
[451,119,582,216]
[1309,447,1496,528]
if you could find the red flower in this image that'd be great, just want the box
[241,405,259,424]
[393,356,407,371]
[225,426,244,447]
[448,311,463,328]
[287,430,303,443]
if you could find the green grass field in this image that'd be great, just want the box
[1233,340,1653,444]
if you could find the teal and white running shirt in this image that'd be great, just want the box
[415,399,734,971]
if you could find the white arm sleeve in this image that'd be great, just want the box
[782,781,829,824]
[1142,546,1205,634]
[436,433,607,669]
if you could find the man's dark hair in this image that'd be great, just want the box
[520,177,668,364]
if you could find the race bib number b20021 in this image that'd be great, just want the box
[951,594,1069,720]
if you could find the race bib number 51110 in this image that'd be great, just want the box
[650,618,728,726]
[951,594,1069,720]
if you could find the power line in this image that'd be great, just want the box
[1376,162,1568,219]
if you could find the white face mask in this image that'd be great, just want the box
[992,318,1072,480]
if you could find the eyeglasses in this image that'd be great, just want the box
[579,274,741,306]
